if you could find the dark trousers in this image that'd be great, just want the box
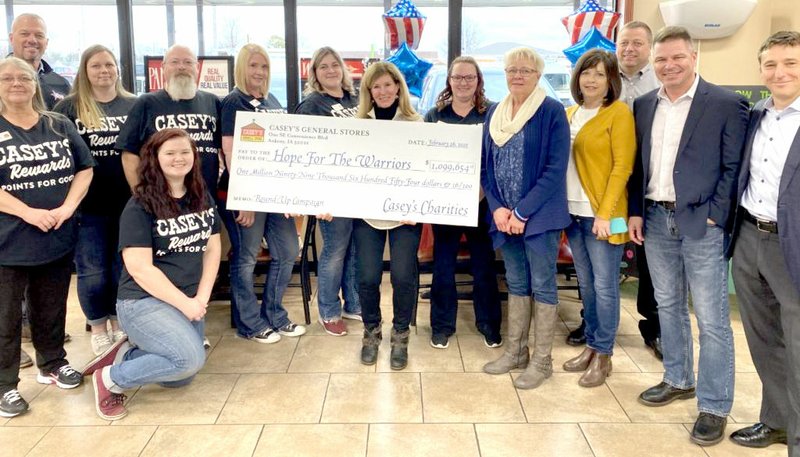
[354,220,421,333]
[732,219,800,456]
[430,200,501,338]
[636,242,661,341]
[0,253,72,393]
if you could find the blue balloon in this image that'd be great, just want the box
[386,42,433,98]
[563,26,616,65]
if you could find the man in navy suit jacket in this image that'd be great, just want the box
[627,26,749,446]
[728,31,800,454]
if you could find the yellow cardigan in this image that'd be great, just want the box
[566,100,636,245]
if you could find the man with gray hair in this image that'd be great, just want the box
[8,13,70,109]
[116,45,221,195]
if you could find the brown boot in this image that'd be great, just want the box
[513,301,557,390]
[578,353,612,387]
[563,347,595,372]
[483,295,531,374]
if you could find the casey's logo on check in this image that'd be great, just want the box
[240,121,265,142]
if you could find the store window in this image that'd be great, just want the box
[6,2,120,85]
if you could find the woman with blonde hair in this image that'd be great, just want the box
[218,44,305,344]
[54,45,136,356]
[480,47,570,390]
[0,57,94,417]
[294,46,360,336]
[355,62,422,370]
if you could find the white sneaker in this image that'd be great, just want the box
[110,330,126,343]
[240,328,281,344]
[342,311,362,322]
[91,333,113,356]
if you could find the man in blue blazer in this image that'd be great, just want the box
[728,31,800,455]
[627,26,749,446]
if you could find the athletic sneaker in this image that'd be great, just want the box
[0,389,29,418]
[237,328,281,344]
[92,369,127,420]
[37,364,82,389]
[203,337,211,349]
[91,332,113,356]
[278,323,306,337]
[82,336,129,377]
[111,330,126,343]
[319,316,347,336]
[483,333,503,348]
[430,334,449,349]
[341,311,362,321]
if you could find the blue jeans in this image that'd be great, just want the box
[565,216,624,354]
[75,213,122,325]
[261,213,299,329]
[354,220,421,332]
[111,297,205,389]
[218,201,273,338]
[499,230,560,305]
[644,203,734,416]
[317,217,360,321]
[430,199,501,337]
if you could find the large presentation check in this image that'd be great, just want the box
[226,112,483,226]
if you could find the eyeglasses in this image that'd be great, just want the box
[449,74,477,83]
[0,75,35,85]
[505,67,537,78]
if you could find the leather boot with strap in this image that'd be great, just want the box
[360,325,382,365]
[483,294,531,374]
[514,301,557,389]
[390,328,410,370]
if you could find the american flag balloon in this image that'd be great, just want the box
[561,0,621,45]
[383,0,427,50]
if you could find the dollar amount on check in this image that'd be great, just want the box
[226,113,483,226]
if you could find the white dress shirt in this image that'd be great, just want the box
[620,64,659,109]
[741,96,800,222]
[646,74,700,202]
[567,106,599,216]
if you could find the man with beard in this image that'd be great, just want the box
[116,45,222,196]
[8,13,71,109]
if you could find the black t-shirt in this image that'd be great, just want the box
[294,90,358,118]
[117,193,221,300]
[54,95,136,216]
[423,103,491,125]
[115,90,222,196]
[220,87,284,136]
[0,114,95,266]
[218,88,284,193]
[38,59,71,110]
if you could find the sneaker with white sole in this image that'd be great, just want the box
[111,330,126,343]
[91,332,113,356]
[319,316,347,336]
[92,369,127,420]
[0,389,29,418]
[342,311,362,321]
[430,334,450,349]
[278,322,306,337]
[37,364,82,389]
[238,328,281,344]
[483,333,503,348]
[82,336,129,377]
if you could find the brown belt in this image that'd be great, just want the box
[743,211,778,234]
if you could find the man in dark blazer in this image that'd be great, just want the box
[728,31,800,455]
[627,26,749,446]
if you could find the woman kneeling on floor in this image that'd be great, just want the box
[83,128,221,420]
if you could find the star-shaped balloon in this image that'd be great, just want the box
[563,26,617,65]
[386,42,432,98]
[383,0,427,50]
[561,0,620,45]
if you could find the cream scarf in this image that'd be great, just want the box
[489,86,546,147]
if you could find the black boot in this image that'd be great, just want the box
[360,325,382,365]
[390,328,410,370]
[566,319,586,346]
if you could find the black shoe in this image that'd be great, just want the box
[638,382,696,406]
[566,320,586,346]
[729,423,787,448]
[430,334,449,349]
[0,389,29,418]
[37,364,82,389]
[644,337,663,360]
[360,326,381,366]
[390,329,410,370]
[691,412,727,446]
[482,333,502,348]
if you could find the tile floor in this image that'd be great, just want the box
[4,275,785,457]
